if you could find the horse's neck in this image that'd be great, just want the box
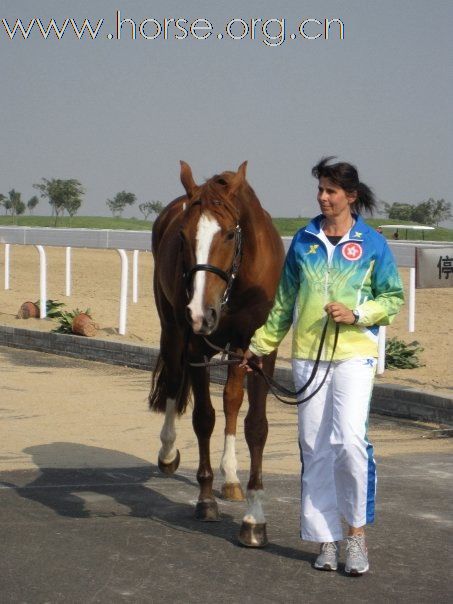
[237,194,266,240]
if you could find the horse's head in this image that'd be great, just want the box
[179,161,246,335]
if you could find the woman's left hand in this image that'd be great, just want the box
[324,301,356,324]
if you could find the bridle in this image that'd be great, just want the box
[183,224,242,308]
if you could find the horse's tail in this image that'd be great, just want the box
[148,354,191,416]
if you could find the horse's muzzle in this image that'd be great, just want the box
[186,305,218,335]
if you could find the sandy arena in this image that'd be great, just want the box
[0,245,452,398]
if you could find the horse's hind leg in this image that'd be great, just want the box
[220,363,246,501]
[190,365,220,521]
[239,350,277,548]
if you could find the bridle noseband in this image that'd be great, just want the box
[183,224,242,308]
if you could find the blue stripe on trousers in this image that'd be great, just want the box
[366,442,376,524]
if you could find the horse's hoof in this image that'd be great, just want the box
[221,482,245,501]
[158,450,180,475]
[195,499,220,522]
[238,521,268,548]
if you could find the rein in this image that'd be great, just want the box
[190,319,340,406]
[181,206,339,405]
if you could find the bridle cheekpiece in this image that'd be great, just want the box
[183,224,242,308]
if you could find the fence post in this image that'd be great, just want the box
[65,247,72,297]
[4,244,10,290]
[35,245,47,318]
[117,249,128,335]
[132,250,139,304]
[408,267,416,332]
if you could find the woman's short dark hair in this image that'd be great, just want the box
[312,156,376,215]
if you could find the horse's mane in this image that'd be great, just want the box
[188,171,259,224]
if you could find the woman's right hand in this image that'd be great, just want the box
[239,349,263,372]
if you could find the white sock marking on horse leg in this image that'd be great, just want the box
[243,489,266,524]
[220,434,240,484]
[159,398,178,464]
[187,213,220,330]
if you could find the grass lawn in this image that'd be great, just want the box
[0,215,452,241]
[0,215,152,231]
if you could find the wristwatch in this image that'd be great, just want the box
[352,310,360,324]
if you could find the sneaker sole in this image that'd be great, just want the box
[314,563,338,571]
[345,565,369,576]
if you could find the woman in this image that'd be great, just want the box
[241,157,404,575]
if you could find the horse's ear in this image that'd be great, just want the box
[180,161,196,196]
[229,161,248,195]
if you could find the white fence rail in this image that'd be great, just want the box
[1,227,452,373]
[0,227,152,336]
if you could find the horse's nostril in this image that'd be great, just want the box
[206,307,217,328]
[185,306,192,323]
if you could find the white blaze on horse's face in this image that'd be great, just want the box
[187,212,221,334]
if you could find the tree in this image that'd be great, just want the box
[2,198,12,215]
[382,199,451,226]
[430,198,452,227]
[106,191,136,218]
[34,178,84,226]
[138,200,164,220]
[65,197,82,226]
[15,199,26,216]
[410,200,435,225]
[7,189,25,223]
[27,195,39,214]
[383,202,414,221]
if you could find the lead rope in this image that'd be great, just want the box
[190,319,340,406]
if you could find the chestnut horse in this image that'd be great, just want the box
[149,161,285,547]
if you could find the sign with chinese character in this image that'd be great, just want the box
[416,247,453,288]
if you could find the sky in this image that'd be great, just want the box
[1,0,452,222]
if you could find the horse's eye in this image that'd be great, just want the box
[216,178,228,186]
[226,231,235,241]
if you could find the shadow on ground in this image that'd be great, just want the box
[1,441,309,564]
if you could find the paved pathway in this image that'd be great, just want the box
[1,347,452,603]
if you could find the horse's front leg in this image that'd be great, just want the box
[152,323,187,475]
[158,397,180,475]
[190,365,220,521]
[220,362,246,502]
[239,350,277,548]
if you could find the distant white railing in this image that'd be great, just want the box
[1,227,452,373]
[0,227,152,335]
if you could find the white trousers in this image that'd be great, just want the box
[293,357,377,543]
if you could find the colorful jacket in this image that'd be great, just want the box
[249,214,404,360]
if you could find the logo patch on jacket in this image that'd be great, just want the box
[342,242,363,261]
[305,244,319,255]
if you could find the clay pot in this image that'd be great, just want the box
[71,313,97,337]
[17,301,40,319]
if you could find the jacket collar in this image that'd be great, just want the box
[305,214,370,242]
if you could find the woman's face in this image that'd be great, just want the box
[317,176,356,219]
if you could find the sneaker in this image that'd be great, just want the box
[344,534,369,575]
[314,541,339,571]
